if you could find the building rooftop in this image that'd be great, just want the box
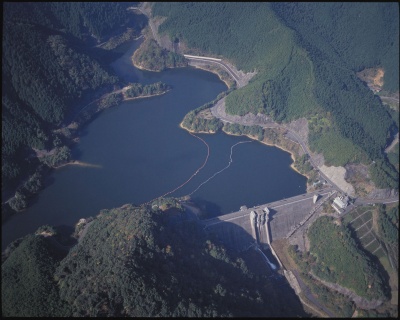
[333,197,347,209]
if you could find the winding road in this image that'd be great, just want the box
[128,5,161,46]
[183,54,245,88]
[129,5,250,88]
[130,2,398,206]
[210,98,340,191]
[210,98,398,206]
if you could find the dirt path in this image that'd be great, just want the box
[309,272,383,310]
[380,96,399,104]
[385,132,399,153]
[211,97,277,127]
[292,270,335,317]
[78,221,94,244]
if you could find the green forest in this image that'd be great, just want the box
[288,204,398,317]
[132,38,187,71]
[377,204,399,246]
[2,2,143,212]
[153,2,399,189]
[125,81,171,98]
[2,201,307,317]
[307,216,388,301]
[2,3,398,317]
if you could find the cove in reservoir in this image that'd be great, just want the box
[2,40,306,250]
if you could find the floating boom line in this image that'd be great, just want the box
[186,140,253,196]
[142,132,210,205]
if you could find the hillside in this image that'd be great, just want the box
[2,2,144,215]
[152,2,399,190]
[287,204,398,317]
[2,200,307,317]
[307,216,388,301]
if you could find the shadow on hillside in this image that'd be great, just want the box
[190,197,223,218]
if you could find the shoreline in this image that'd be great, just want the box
[122,89,170,101]
[53,161,102,169]
[132,60,162,72]
[222,129,311,182]
[179,119,311,185]
[178,121,217,135]
[132,61,188,73]
[131,47,188,73]
[138,6,311,187]
[189,64,233,89]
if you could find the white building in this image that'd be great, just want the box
[331,196,348,213]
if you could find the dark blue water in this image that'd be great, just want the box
[2,40,306,250]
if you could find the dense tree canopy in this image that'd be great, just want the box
[125,81,171,98]
[2,202,307,317]
[308,216,388,301]
[133,38,187,71]
[2,235,70,317]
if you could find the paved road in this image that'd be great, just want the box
[202,188,334,227]
[379,95,399,104]
[354,197,399,206]
[132,3,398,208]
[130,6,248,89]
[211,99,399,206]
[184,55,244,87]
[211,98,341,192]
[128,6,161,46]
[292,270,335,317]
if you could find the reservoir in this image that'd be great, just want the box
[2,40,306,250]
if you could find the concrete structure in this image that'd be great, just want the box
[249,210,269,245]
[313,194,319,204]
[331,195,348,213]
[183,54,247,88]
[202,189,334,251]
[256,210,268,245]
[250,210,257,241]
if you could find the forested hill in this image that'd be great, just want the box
[2,3,142,199]
[3,2,135,42]
[2,200,308,317]
[152,2,399,190]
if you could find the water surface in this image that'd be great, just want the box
[2,40,306,249]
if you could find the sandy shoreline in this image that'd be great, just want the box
[178,121,217,135]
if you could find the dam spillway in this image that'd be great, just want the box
[201,189,334,252]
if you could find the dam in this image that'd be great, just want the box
[201,188,335,252]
